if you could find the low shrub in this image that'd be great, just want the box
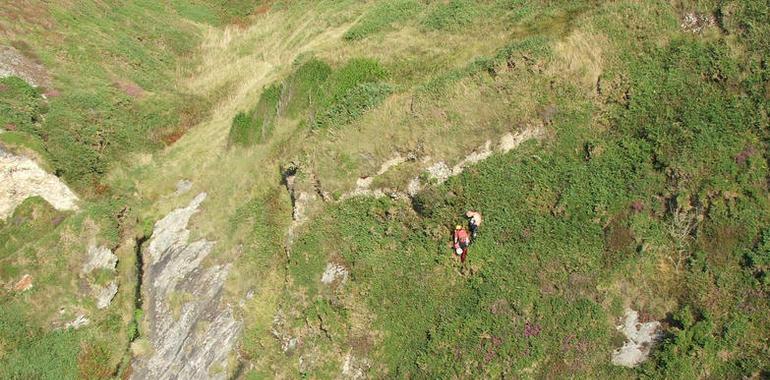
[314,82,392,129]
[343,0,423,40]
[228,83,281,146]
[422,0,479,31]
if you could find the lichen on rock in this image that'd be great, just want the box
[82,245,118,274]
[611,308,662,368]
[94,282,118,309]
[130,193,242,380]
[0,146,79,220]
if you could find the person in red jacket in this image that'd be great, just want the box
[453,225,470,263]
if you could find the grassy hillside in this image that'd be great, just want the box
[0,1,244,192]
[1,0,769,378]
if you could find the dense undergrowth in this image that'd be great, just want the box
[0,1,253,192]
[277,0,770,378]
[229,57,391,145]
[1,0,769,378]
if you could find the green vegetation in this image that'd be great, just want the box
[2,0,770,378]
[229,57,390,140]
[275,0,770,378]
[0,300,82,379]
[422,0,479,31]
[229,84,281,146]
[0,77,45,133]
[315,81,392,129]
[283,58,333,117]
[0,198,66,264]
[0,2,219,192]
[343,0,421,40]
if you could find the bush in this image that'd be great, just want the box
[237,57,392,133]
[422,0,478,31]
[0,299,81,379]
[0,76,45,132]
[283,58,332,117]
[343,0,423,40]
[228,83,281,146]
[228,112,257,146]
[314,82,392,129]
[321,58,389,107]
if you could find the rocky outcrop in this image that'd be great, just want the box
[611,308,662,368]
[65,314,91,330]
[130,193,242,380]
[271,309,298,354]
[82,245,118,274]
[681,12,716,33]
[407,127,545,195]
[94,282,118,309]
[0,146,79,220]
[0,45,52,88]
[283,164,329,250]
[13,274,33,292]
[340,153,412,200]
[321,263,348,285]
[338,128,545,202]
[175,179,193,195]
[341,352,370,380]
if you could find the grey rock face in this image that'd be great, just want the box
[131,193,242,380]
[94,282,118,309]
[82,245,118,274]
[0,45,52,88]
[65,314,90,330]
[0,146,79,220]
[611,308,662,367]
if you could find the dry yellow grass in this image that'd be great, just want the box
[552,29,608,94]
[97,5,621,376]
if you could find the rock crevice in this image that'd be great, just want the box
[130,193,241,380]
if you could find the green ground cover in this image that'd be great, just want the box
[229,56,392,143]
[276,0,770,377]
[1,0,769,378]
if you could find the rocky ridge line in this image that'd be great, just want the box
[130,193,241,380]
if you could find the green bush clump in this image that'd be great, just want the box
[228,84,281,146]
[0,300,81,379]
[236,57,392,134]
[283,58,332,117]
[310,58,390,128]
[320,58,389,106]
[422,0,479,31]
[229,111,256,146]
[314,82,392,129]
[0,77,46,131]
[745,228,770,286]
[343,0,423,40]
[0,197,64,259]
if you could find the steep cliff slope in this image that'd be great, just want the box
[1,1,769,379]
